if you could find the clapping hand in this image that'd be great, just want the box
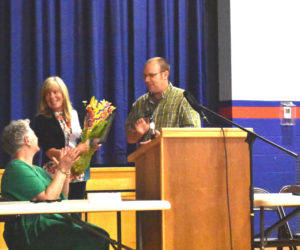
[134,117,150,137]
[52,147,80,173]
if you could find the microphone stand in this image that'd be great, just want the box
[184,91,298,249]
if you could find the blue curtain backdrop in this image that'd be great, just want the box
[0,0,207,167]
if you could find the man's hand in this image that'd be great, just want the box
[126,117,151,144]
[139,129,161,145]
[134,117,150,135]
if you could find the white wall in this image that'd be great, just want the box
[230,0,300,101]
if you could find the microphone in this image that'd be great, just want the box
[149,118,155,139]
[144,109,155,139]
[184,90,210,125]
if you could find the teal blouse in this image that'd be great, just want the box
[1,159,108,250]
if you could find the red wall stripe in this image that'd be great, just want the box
[219,106,300,119]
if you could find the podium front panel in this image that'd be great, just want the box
[128,128,251,250]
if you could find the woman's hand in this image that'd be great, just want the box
[83,115,89,130]
[76,140,90,154]
[90,138,102,152]
[33,147,80,201]
[57,147,80,173]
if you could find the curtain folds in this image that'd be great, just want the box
[0,0,207,166]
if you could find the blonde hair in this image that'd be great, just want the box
[146,57,170,73]
[38,76,73,122]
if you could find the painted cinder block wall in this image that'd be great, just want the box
[218,0,300,234]
[219,101,300,233]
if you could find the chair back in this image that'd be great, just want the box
[254,187,279,211]
[280,185,300,194]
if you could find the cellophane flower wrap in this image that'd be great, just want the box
[72,96,116,175]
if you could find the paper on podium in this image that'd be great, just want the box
[88,192,122,204]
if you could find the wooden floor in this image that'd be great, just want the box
[255,248,300,250]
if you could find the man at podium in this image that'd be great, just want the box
[125,57,201,144]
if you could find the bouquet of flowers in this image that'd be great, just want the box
[72,96,116,175]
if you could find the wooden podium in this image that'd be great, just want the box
[128,128,252,250]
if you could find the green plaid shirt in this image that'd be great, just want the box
[125,83,201,141]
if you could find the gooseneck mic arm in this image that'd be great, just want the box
[183,90,298,158]
[184,89,298,250]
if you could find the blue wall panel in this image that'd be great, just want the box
[232,116,300,233]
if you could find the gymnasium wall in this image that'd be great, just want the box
[219,0,300,233]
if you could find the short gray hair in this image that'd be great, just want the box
[1,119,31,156]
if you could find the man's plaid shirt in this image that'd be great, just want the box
[125,83,201,142]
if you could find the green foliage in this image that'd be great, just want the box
[72,120,108,175]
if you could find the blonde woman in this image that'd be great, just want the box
[34,76,97,199]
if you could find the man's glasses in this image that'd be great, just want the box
[142,71,165,80]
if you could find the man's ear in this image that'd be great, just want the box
[162,71,169,80]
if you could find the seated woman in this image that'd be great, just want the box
[1,119,109,250]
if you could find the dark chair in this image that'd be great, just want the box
[280,185,300,193]
[0,196,22,249]
[277,185,300,248]
[253,187,298,250]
